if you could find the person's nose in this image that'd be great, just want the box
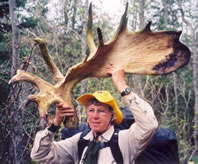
[92,110,99,117]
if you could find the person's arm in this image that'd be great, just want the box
[106,64,158,158]
[31,103,78,163]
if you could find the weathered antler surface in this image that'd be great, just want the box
[9,3,191,129]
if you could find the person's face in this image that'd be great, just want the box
[86,103,113,136]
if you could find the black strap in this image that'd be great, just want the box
[78,128,91,160]
[105,129,123,164]
[48,123,60,133]
[78,128,123,164]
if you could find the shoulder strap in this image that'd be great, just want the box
[78,128,123,164]
[78,128,91,160]
[105,128,123,164]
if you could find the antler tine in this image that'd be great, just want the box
[109,2,128,43]
[9,69,58,129]
[87,3,97,60]
[118,2,128,33]
[97,28,104,46]
[9,70,52,90]
[141,21,152,33]
[34,38,64,83]
[174,31,182,40]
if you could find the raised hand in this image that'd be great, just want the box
[54,103,75,126]
[106,64,128,93]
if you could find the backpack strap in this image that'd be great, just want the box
[78,128,91,160]
[78,128,123,164]
[105,128,123,164]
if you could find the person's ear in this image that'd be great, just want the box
[111,114,116,124]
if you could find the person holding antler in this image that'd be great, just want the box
[31,65,158,164]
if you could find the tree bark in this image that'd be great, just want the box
[79,0,88,123]
[173,72,179,127]
[134,0,145,97]
[72,0,77,29]
[192,27,198,150]
[138,0,145,28]
[9,0,19,76]
[64,0,68,27]
[8,0,25,163]
[162,0,168,28]
[35,0,41,19]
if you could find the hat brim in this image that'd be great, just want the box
[77,94,96,106]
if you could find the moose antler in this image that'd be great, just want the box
[9,3,190,129]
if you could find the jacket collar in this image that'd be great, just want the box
[83,125,115,142]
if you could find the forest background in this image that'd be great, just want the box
[0,0,198,163]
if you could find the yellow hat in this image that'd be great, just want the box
[77,91,123,124]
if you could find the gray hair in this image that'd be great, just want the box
[86,98,113,112]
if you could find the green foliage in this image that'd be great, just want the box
[20,44,31,59]
[0,33,11,108]
[192,156,198,163]
[147,0,182,30]
[0,37,10,62]
[0,1,9,18]
[0,79,9,107]
[19,16,39,29]
[16,0,27,8]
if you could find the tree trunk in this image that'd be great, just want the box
[192,27,198,150]
[173,72,179,127]
[72,0,77,29]
[9,0,19,76]
[162,0,168,28]
[35,0,41,19]
[80,0,88,95]
[64,0,68,27]
[79,0,88,123]
[134,0,145,97]
[138,0,145,28]
[8,0,25,163]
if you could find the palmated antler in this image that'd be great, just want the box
[9,3,190,129]
[9,38,79,129]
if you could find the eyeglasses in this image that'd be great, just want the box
[87,109,111,116]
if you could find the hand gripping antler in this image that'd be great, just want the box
[9,38,79,129]
[9,3,190,129]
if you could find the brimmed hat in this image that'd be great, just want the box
[77,91,123,124]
